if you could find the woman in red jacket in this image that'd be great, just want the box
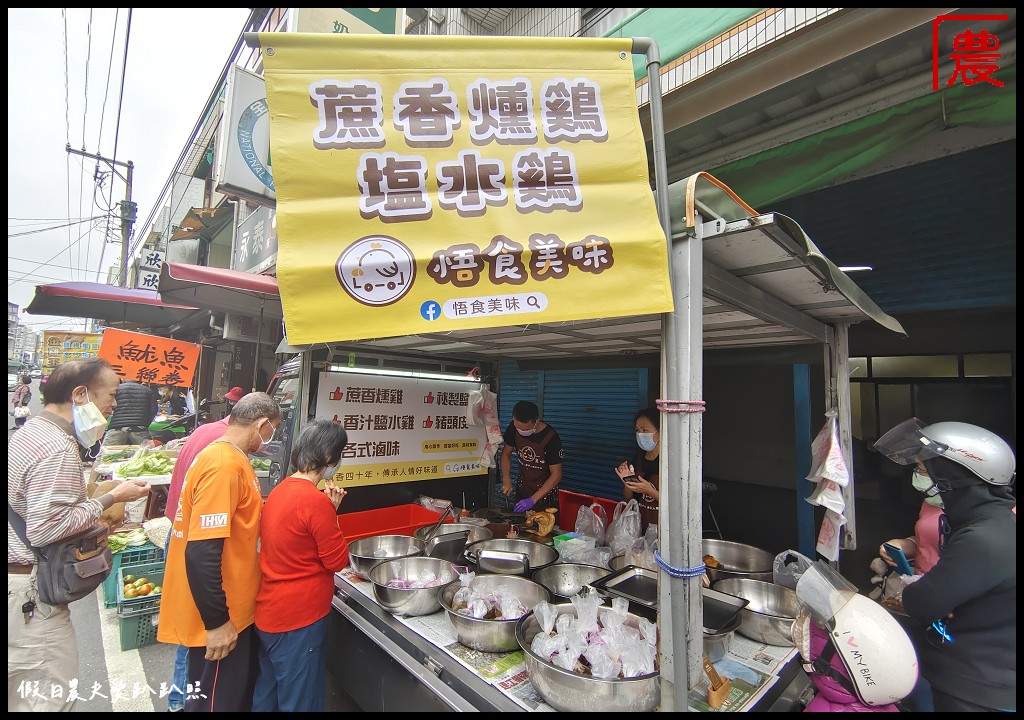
[253,419,350,712]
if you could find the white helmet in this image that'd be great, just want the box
[873,418,1015,486]
[795,563,918,707]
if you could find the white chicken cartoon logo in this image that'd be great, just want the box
[336,235,416,306]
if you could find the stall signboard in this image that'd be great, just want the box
[231,204,278,274]
[42,332,103,375]
[97,328,200,387]
[260,33,674,345]
[314,371,487,487]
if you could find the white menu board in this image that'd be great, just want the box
[315,371,488,487]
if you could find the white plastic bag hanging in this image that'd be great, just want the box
[815,509,846,562]
[807,409,851,486]
[805,479,846,515]
[606,499,643,556]
[467,384,503,468]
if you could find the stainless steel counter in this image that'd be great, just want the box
[328,573,525,712]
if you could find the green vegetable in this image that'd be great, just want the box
[101,449,136,463]
[108,529,147,553]
[116,451,174,478]
[250,458,272,471]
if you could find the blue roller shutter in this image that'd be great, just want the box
[498,360,648,501]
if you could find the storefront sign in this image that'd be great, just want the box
[314,371,487,487]
[214,64,276,206]
[42,332,103,374]
[97,328,200,387]
[288,8,406,35]
[260,34,673,344]
[232,205,278,273]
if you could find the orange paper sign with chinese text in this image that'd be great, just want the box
[98,328,200,388]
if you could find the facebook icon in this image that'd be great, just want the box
[420,300,441,321]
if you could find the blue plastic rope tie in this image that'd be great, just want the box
[654,550,707,578]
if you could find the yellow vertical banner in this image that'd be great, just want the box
[260,34,673,345]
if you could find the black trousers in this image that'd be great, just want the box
[185,624,258,712]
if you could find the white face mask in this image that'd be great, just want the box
[636,432,657,452]
[72,388,108,449]
[257,421,275,452]
[912,471,944,508]
[516,424,537,437]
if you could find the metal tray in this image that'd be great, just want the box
[702,586,749,634]
[590,564,658,607]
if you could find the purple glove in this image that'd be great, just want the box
[514,497,535,513]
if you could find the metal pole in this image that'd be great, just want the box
[66,146,135,287]
[253,298,265,392]
[633,37,698,710]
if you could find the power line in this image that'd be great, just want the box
[7,215,107,238]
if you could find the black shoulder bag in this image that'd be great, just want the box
[7,504,112,606]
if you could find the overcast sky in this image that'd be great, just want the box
[7,7,252,332]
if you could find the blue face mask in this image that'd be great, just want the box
[636,432,657,452]
[324,465,339,480]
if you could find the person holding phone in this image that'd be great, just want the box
[879,464,947,577]
[614,407,661,533]
[874,419,1016,713]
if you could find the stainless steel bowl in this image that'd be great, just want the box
[713,578,799,646]
[347,534,425,580]
[516,603,660,713]
[531,563,609,601]
[439,574,550,652]
[465,538,560,575]
[367,557,458,616]
[702,539,775,584]
[414,523,493,546]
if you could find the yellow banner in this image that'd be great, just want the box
[261,33,673,345]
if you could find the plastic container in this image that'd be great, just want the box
[116,560,165,615]
[337,504,444,542]
[119,606,160,651]
[558,490,620,535]
[101,542,163,609]
[125,497,148,523]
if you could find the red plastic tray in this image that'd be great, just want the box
[337,503,446,541]
[558,489,620,534]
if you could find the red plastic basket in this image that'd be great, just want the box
[337,504,445,542]
[558,490,620,534]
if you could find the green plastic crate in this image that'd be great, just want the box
[101,542,163,609]
[118,606,160,651]
[116,560,165,614]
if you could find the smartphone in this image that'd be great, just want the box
[621,475,638,484]
[883,543,915,576]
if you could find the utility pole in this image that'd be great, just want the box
[66,145,136,287]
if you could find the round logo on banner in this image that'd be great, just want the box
[236,99,275,192]
[336,235,417,306]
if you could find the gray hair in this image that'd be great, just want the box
[229,392,280,426]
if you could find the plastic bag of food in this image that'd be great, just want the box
[575,502,609,545]
[606,499,643,556]
[585,644,620,679]
[500,593,529,620]
[532,630,565,662]
[620,637,657,678]
[570,589,602,635]
[773,549,815,590]
[533,601,559,635]
[627,536,657,571]
[575,546,613,569]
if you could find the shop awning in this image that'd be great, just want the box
[171,206,234,241]
[25,281,201,327]
[157,261,283,320]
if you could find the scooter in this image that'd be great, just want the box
[149,399,209,444]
